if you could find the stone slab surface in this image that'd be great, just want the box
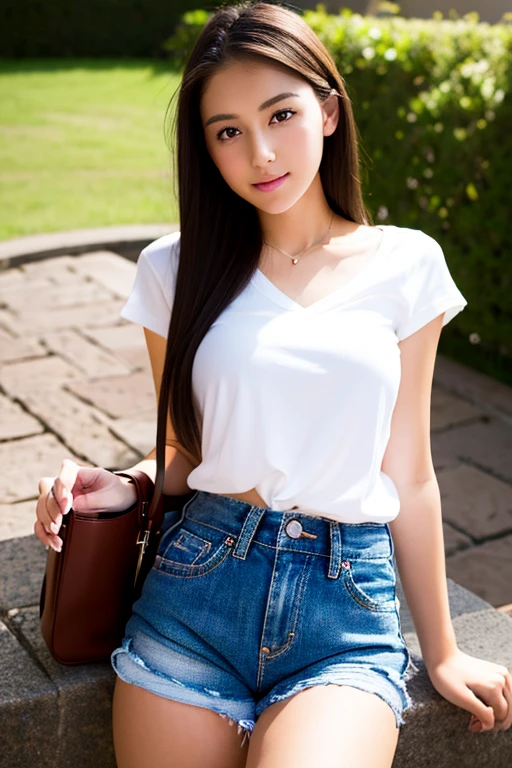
[21,388,139,468]
[438,464,512,540]
[3,277,113,312]
[19,254,78,281]
[0,499,40,542]
[0,327,47,364]
[0,534,49,611]
[0,393,43,440]
[0,534,117,767]
[0,433,88,504]
[5,298,127,335]
[98,407,158,457]
[72,249,139,299]
[394,581,512,765]
[67,371,156,419]
[9,606,117,768]
[430,386,485,430]
[0,354,83,397]
[442,521,473,556]
[446,534,512,607]
[434,354,512,422]
[432,417,512,484]
[42,329,131,378]
[83,324,150,370]
[0,619,60,768]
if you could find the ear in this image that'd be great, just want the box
[322,90,340,137]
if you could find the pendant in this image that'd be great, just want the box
[292,258,299,265]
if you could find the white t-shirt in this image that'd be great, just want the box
[120,225,467,524]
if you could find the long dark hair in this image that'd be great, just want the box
[154,0,372,505]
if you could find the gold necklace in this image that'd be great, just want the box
[262,210,335,265]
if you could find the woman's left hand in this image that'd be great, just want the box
[426,647,512,733]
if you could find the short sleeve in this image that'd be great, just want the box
[120,231,180,339]
[395,232,467,342]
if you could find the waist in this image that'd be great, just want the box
[216,488,282,510]
[183,490,393,553]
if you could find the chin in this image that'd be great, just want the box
[262,192,309,216]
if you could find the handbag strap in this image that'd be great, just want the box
[112,469,165,533]
[114,336,180,536]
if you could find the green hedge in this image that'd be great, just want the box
[166,4,512,386]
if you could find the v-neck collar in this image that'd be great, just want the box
[250,225,393,314]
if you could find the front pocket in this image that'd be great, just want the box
[153,526,237,579]
[342,556,397,612]
[161,529,212,564]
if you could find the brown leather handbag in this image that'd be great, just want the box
[39,469,194,666]
[39,337,197,665]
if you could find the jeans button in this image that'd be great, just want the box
[285,519,303,539]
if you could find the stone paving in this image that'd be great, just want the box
[1,242,511,613]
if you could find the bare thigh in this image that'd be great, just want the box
[112,677,249,768]
[245,684,400,768]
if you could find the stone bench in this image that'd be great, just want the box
[1,533,511,767]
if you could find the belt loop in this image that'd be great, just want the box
[232,505,266,560]
[328,521,342,579]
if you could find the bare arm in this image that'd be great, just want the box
[383,313,458,671]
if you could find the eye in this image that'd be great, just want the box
[269,108,296,124]
[215,108,296,142]
[216,125,240,142]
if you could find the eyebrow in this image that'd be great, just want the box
[204,92,301,127]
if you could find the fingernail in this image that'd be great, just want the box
[50,522,59,534]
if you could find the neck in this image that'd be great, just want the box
[257,173,337,254]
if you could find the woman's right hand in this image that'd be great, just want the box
[35,459,138,552]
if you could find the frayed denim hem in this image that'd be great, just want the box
[217,713,254,747]
[256,665,412,730]
[111,636,254,748]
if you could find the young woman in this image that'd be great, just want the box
[35,2,512,766]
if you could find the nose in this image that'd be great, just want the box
[250,131,276,168]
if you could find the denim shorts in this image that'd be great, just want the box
[111,490,415,745]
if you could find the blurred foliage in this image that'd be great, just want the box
[164,2,512,385]
[162,9,212,65]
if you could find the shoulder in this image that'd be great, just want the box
[384,224,439,252]
[384,225,447,275]
[136,230,181,306]
[140,229,181,281]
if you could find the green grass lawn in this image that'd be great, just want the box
[0,60,181,240]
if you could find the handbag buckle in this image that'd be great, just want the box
[137,528,150,549]
[134,529,151,585]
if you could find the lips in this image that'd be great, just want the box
[252,172,290,191]
[252,173,286,184]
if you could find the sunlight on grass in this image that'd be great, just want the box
[0,60,181,239]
